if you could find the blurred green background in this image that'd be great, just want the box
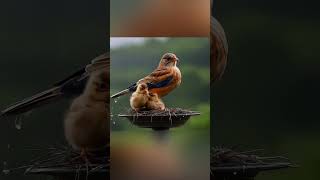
[110,37,210,179]
[110,38,210,130]
[213,1,320,180]
[0,0,108,179]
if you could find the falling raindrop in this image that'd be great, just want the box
[14,116,22,130]
[113,97,120,104]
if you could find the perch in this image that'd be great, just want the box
[118,108,200,131]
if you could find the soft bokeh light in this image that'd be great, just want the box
[111,0,210,36]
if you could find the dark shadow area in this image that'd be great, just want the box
[213,1,320,179]
[0,0,108,179]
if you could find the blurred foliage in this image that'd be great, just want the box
[110,38,210,131]
[213,1,320,180]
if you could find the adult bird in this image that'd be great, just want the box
[0,53,109,118]
[111,53,181,99]
[211,17,228,83]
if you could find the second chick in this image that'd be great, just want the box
[146,93,165,111]
[130,83,149,111]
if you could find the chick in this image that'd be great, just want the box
[130,83,149,111]
[146,93,165,111]
[64,69,109,156]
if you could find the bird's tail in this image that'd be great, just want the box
[1,86,63,117]
[110,89,131,99]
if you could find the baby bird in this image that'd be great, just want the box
[146,93,165,111]
[130,83,149,111]
[64,67,109,158]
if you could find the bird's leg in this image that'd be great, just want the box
[132,108,140,123]
[79,148,91,180]
[80,148,91,165]
[133,108,140,114]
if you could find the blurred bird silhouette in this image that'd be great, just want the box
[146,93,165,111]
[114,0,210,37]
[0,53,109,117]
[64,63,109,157]
[211,17,228,83]
[111,53,181,99]
[130,83,149,111]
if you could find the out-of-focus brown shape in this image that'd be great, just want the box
[211,17,228,83]
[112,0,210,37]
[111,144,182,180]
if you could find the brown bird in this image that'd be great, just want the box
[130,83,149,111]
[211,17,228,83]
[64,62,109,157]
[111,53,181,99]
[146,93,165,111]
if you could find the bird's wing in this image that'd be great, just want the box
[53,68,86,87]
[110,65,174,98]
[85,53,110,74]
[1,53,109,117]
[139,68,174,89]
[59,53,110,95]
[55,53,109,87]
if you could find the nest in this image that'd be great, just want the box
[211,147,294,178]
[21,145,109,178]
[118,108,200,130]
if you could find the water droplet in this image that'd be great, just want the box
[14,117,22,130]
[114,98,120,104]
[112,121,116,125]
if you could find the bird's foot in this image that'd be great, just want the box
[80,149,92,165]
[132,108,141,114]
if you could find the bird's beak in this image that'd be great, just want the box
[175,58,179,62]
